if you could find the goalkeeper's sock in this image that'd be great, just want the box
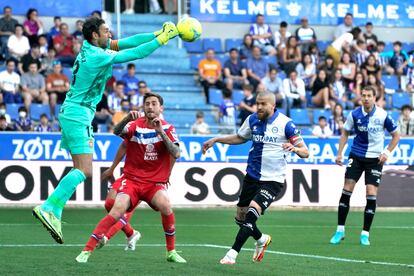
[162,213,176,251]
[84,215,117,251]
[338,189,352,226]
[363,195,377,232]
[41,168,86,220]
[231,207,260,252]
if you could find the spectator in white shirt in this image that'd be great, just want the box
[7,24,30,61]
[0,59,21,104]
[261,67,284,107]
[326,27,361,66]
[274,21,291,58]
[295,17,317,53]
[334,13,353,40]
[191,111,211,135]
[312,116,333,138]
[249,14,276,56]
[283,70,306,108]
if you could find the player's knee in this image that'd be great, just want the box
[158,203,172,215]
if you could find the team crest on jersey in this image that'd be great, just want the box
[144,143,158,160]
[272,127,278,133]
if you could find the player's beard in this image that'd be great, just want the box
[257,109,270,120]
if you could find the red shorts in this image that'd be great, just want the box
[112,175,166,212]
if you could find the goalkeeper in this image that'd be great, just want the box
[33,16,178,244]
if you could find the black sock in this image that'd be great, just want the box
[231,207,260,252]
[363,195,377,232]
[234,217,244,228]
[338,189,352,226]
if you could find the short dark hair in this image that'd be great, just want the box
[18,106,27,112]
[350,27,362,39]
[393,41,402,47]
[3,6,11,11]
[91,10,102,18]
[82,17,106,43]
[5,58,15,66]
[15,24,23,30]
[143,92,164,106]
[115,80,125,86]
[40,113,49,119]
[53,16,61,21]
[242,84,254,92]
[401,104,413,112]
[318,116,327,121]
[356,39,365,45]
[345,13,353,18]
[222,88,232,98]
[256,13,264,18]
[196,111,204,118]
[127,63,135,70]
[229,48,238,54]
[31,43,40,49]
[26,8,38,19]
[362,85,377,96]
[280,21,288,28]
[366,22,373,26]
[377,41,385,46]
[121,99,130,105]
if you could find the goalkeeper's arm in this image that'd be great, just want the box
[110,33,156,51]
[111,38,161,64]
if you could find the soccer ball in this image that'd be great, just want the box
[177,17,202,42]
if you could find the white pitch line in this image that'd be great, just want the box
[0,243,413,269]
[1,223,414,230]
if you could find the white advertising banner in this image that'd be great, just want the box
[2,161,408,207]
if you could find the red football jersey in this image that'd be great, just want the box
[122,117,179,183]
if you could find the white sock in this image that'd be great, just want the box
[361,230,369,237]
[257,234,267,245]
[227,249,238,259]
[337,225,345,232]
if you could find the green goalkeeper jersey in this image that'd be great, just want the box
[61,34,160,120]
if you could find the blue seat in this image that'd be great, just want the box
[290,109,311,125]
[384,42,393,52]
[342,109,351,119]
[98,124,108,133]
[300,127,313,136]
[387,110,400,122]
[313,109,332,124]
[30,104,51,121]
[203,38,222,53]
[216,54,229,67]
[55,104,62,117]
[112,68,125,80]
[5,103,22,120]
[382,75,399,90]
[190,54,204,70]
[225,38,243,52]
[62,67,72,81]
[402,42,414,53]
[263,55,277,66]
[209,88,222,106]
[392,92,410,109]
[184,40,203,53]
[232,89,244,105]
[277,71,286,79]
[316,41,331,53]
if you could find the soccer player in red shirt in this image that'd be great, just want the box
[76,92,186,263]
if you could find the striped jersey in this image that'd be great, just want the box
[344,106,398,158]
[238,111,303,182]
[122,117,179,183]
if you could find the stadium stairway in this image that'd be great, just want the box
[111,14,220,134]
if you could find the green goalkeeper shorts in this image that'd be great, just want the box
[58,104,95,155]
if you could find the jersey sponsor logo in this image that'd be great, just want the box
[357,125,383,133]
[252,134,278,143]
[144,143,158,160]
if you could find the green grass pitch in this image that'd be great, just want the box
[0,208,413,275]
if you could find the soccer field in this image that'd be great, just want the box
[0,208,413,275]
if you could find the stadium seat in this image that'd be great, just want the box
[300,127,313,136]
[402,42,414,53]
[55,104,62,117]
[312,109,332,124]
[62,67,72,81]
[387,110,400,122]
[5,103,22,120]
[203,38,222,53]
[232,89,244,105]
[183,40,203,53]
[290,109,311,125]
[277,71,286,79]
[216,54,229,66]
[384,42,394,52]
[392,92,410,109]
[342,109,351,119]
[382,75,399,91]
[209,89,222,106]
[30,104,51,121]
[225,38,243,52]
[263,55,277,67]
[190,54,203,70]
[112,68,125,80]
[316,40,331,53]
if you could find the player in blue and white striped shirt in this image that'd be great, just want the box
[203,92,309,264]
[330,86,400,246]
